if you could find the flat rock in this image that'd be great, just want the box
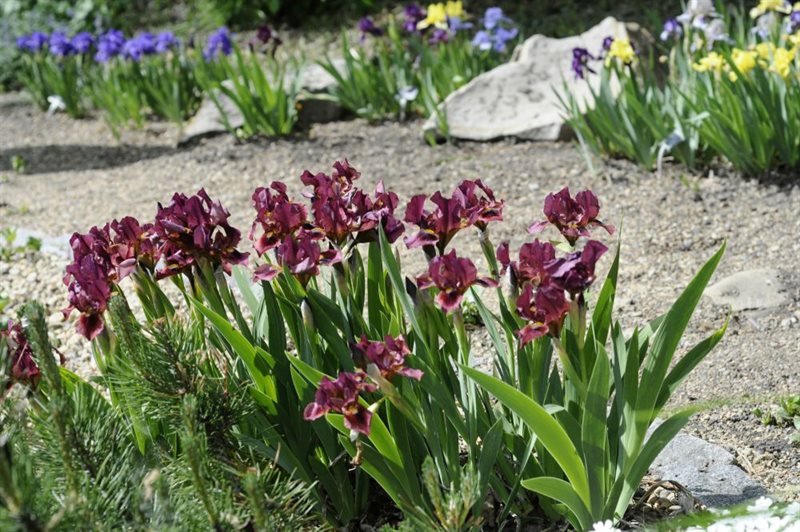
[178,80,244,145]
[705,269,786,312]
[10,228,71,259]
[0,92,30,109]
[423,17,630,141]
[298,59,345,94]
[650,424,765,508]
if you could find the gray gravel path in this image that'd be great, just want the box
[1,100,798,499]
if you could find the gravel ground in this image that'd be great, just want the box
[1,98,799,500]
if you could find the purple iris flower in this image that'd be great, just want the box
[71,32,95,54]
[358,17,384,40]
[403,4,426,33]
[790,11,800,33]
[123,32,157,61]
[49,31,75,57]
[660,18,683,41]
[429,28,451,45]
[448,17,473,32]
[16,32,49,52]
[484,7,511,30]
[204,27,233,61]
[154,31,180,53]
[602,36,614,51]
[95,29,125,62]
[472,30,492,51]
[493,26,518,52]
[571,47,596,79]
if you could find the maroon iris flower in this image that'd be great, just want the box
[404,192,475,253]
[303,161,404,245]
[352,335,423,381]
[497,239,556,289]
[529,187,615,245]
[109,216,158,277]
[455,179,504,231]
[355,181,405,244]
[63,255,113,340]
[515,282,569,346]
[63,217,155,340]
[1,321,41,390]
[153,189,249,278]
[303,371,377,436]
[301,159,360,202]
[249,182,308,255]
[253,231,342,286]
[417,250,498,313]
[405,180,503,253]
[546,240,608,296]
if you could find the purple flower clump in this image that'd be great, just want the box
[16,32,49,52]
[358,17,384,40]
[660,18,683,41]
[123,32,157,61]
[204,27,233,61]
[571,47,595,79]
[48,31,75,57]
[71,32,95,54]
[471,7,518,52]
[403,4,426,33]
[95,29,126,62]
[154,31,180,53]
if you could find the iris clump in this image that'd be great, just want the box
[320,3,518,124]
[39,157,726,529]
[472,7,519,52]
[562,0,800,175]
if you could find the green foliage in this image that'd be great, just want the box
[0,301,315,530]
[322,19,509,124]
[189,0,376,30]
[196,46,300,138]
[561,61,707,171]
[562,2,800,175]
[4,177,728,528]
[0,228,41,261]
[16,52,87,118]
[754,395,800,445]
[464,242,727,528]
[9,156,25,174]
[89,51,202,137]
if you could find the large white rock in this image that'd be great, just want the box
[423,17,630,142]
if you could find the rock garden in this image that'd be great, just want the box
[0,0,798,530]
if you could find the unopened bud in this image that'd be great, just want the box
[301,300,314,331]
[367,363,397,398]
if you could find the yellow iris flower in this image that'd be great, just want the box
[604,38,636,66]
[750,0,792,18]
[770,46,796,78]
[445,1,464,18]
[417,2,464,30]
[786,32,800,47]
[729,49,759,81]
[693,51,725,74]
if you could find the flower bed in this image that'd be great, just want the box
[12,3,517,141]
[0,159,729,529]
[563,0,800,175]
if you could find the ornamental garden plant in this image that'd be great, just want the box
[563,0,800,175]
[0,159,728,529]
[12,3,518,141]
